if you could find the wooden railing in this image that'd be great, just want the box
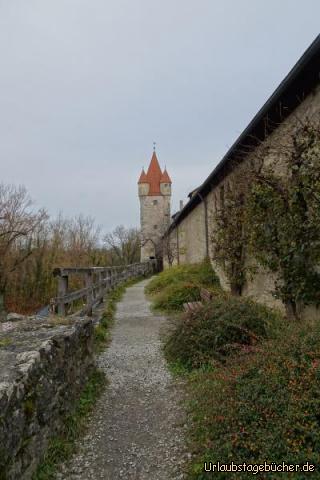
[51,260,157,316]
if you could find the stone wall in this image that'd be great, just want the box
[165,84,320,318]
[182,202,207,264]
[139,193,171,261]
[0,314,95,480]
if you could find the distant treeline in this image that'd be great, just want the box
[0,183,140,314]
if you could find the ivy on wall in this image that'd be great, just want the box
[212,119,320,320]
[211,178,249,295]
[248,121,320,319]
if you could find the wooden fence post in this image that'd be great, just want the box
[58,275,68,316]
[105,269,110,291]
[85,272,93,316]
[53,262,152,318]
[99,272,104,302]
[110,268,115,288]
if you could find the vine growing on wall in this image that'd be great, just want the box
[247,120,320,319]
[211,175,250,295]
[211,118,320,320]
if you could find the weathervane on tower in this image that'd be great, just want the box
[153,141,156,152]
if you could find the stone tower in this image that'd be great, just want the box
[138,150,172,261]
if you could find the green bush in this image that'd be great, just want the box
[146,260,221,312]
[164,296,282,369]
[187,319,320,479]
[152,282,202,312]
[145,260,220,296]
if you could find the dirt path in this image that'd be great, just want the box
[57,279,187,480]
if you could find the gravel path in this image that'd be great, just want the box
[57,279,187,480]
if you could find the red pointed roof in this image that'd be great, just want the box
[145,152,162,195]
[138,150,172,195]
[138,168,148,184]
[160,168,172,184]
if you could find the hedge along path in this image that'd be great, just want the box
[56,278,187,480]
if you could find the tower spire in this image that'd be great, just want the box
[138,147,172,262]
[138,167,148,184]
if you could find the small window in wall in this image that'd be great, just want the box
[154,225,158,229]
[153,200,158,205]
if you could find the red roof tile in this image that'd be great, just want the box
[160,168,172,184]
[145,152,162,195]
[138,151,172,195]
[138,168,148,183]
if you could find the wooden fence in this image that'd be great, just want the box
[51,260,157,316]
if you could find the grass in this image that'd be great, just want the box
[146,261,222,312]
[146,260,221,295]
[33,274,146,479]
[148,263,320,478]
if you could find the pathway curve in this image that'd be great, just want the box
[57,279,187,480]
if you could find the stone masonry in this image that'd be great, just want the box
[138,151,172,261]
[0,314,94,480]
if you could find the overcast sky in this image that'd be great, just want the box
[1,1,319,234]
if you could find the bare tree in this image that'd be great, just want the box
[161,231,178,267]
[0,184,47,315]
[5,212,108,314]
[104,225,140,265]
[66,214,101,264]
